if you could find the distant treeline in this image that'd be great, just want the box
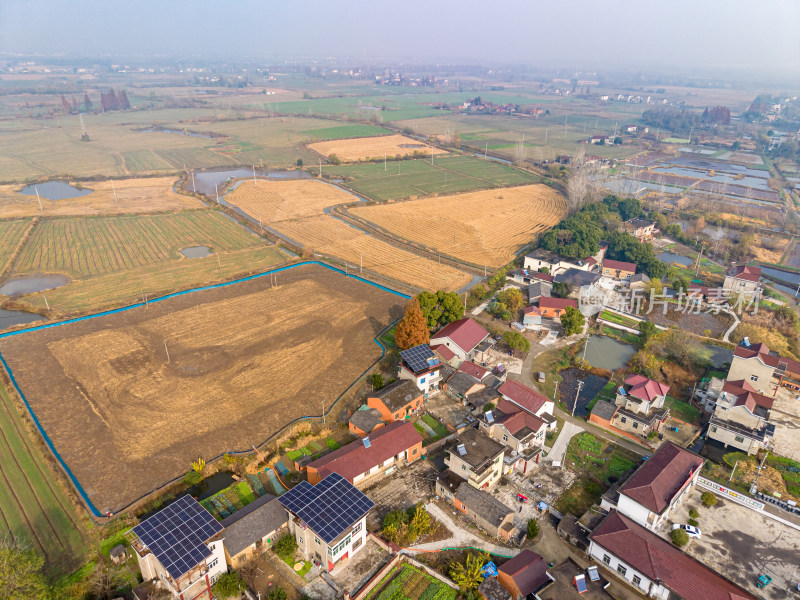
[642,105,731,133]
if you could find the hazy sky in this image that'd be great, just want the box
[2,0,798,76]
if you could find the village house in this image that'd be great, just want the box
[522,248,564,274]
[496,550,553,600]
[589,511,757,600]
[522,305,542,329]
[348,407,385,437]
[601,442,704,532]
[601,258,636,280]
[623,218,656,241]
[397,344,442,395]
[444,370,486,404]
[431,343,459,367]
[627,272,651,292]
[726,339,800,394]
[280,472,374,573]
[700,379,775,454]
[430,317,493,363]
[553,268,603,300]
[478,576,512,600]
[527,280,552,304]
[435,472,516,539]
[367,379,423,422]
[588,134,609,144]
[507,268,555,287]
[722,265,762,296]
[127,495,227,600]
[306,421,423,486]
[537,296,578,319]
[479,402,547,476]
[443,427,505,489]
[611,374,670,436]
[497,379,555,422]
[220,494,287,569]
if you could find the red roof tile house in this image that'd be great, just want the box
[601,258,636,280]
[589,511,756,600]
[723,265,762,295]
[727,339,800,395]
[704,379,775,455]
[537,296,577,319]
[367,379,423,422]
[479,403,547,476]
[611,374,670,436]
[306,421,423,486]
[497,380,555,421]
[430,318,492,363]
[496,550,553,600]
[601,442,704,531]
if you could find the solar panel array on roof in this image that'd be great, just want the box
[278,473,374,544]
[400,344,437,373]
[131,495,222,581]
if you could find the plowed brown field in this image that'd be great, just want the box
[309,134,447,162]
[350,184,567,267]
[0,263,403,511]
[0,177,203,217]
[225,179,352,221]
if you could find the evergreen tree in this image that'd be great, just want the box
[394,298,430,350]
[83,93,92,111]
[119,90,131,110]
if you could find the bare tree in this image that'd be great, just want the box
[513,140,527,166]
[566,153,604,212]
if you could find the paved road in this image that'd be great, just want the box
[545,421,583,464]
[406,503,521,557]
[510,339,651,457]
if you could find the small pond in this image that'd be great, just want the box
[140,127,216,140]
[179,246,212,259]
[0,275,71,297]
[761,266,800,286]
[583,335,637,371]
[558,367,609,417]
[193,168,310,196]
[20,181,92,201]
[0,309,45,329]
[657,252,693,267]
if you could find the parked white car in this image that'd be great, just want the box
[672,523,701,538]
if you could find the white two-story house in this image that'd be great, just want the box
[397,343,442,395]
[444,427,505,490]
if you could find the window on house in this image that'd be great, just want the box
[620,417,627,424]
[207,557,219,570]
[314,536,320,545]
[420,378,426,384]
[750,375,758,382]
[412,448,418,455]
[617,565,627,576]
[353,522,362,534]
[462,464,467,471]
[735,435,745,443]
[711,426,717,432]
[395,413,400,419]
[602,555,611,565]
[633,422,639,429]
[298,537,303,545]
[352,537,363,550]
[502,435,508,442]
[461,503,466,510]
[632,575,641,586]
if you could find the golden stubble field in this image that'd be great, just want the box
[224,179,473,290]
[308,134,447,162]
[0,264,403,511]
[351,184,568,267]
[0,177,203,217]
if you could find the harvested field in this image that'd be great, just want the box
[224,179,353,222]
[0,177,203,218]
[13,211,264,279]
[0,263,404,511]
[351,184,567,267]
[0,219,32,275]
[309,134,446,162]
[275,216,472,291]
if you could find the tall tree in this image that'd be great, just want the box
[0,539,51,599]
[60,93,70,113]
[560,306,585,336]
[416,291,464,331]
[394,298,429,350]
[118,90,131,110]
[83,92,92,111]
[450,552,487,591]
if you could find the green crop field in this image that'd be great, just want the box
[13,211,266,279]
[319,154,538,201]
[0,382,91,578]
[0,219,32,275]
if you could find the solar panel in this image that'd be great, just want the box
[400,344,435,373]
[278,473,375,544]
[131,495,222,580]
[485,411,494,423]
[618,387,626,396]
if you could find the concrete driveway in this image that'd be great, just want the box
[546,421,583,466]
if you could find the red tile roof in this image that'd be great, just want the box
[431,344,456,361]
[722,380,774,411]
[618,442,704,514]
[498,380,551,416]
[733,342,800,377]
[538,297,578,311]
[432,318,489,354]
[497,410,546,438]
[459,361,489,380]
[531,271,554,283]
[498,550,550,596]
[584,256,597,266]
[523,305,542,316]
[729,265,761,283]
[603,258,637,273]
[623,374,670,403]
[591,511,756,600]
[310,422,422,483]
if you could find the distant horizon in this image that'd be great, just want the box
[1,0,798,83]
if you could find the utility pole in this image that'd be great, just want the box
[750,447,771,494]
[164,341,171,363]
[582,333,590,361]
[729,460,739,483]
[572,380,584,417]
[322,400,325,424]
[253,165,257,184]
[694,244,704,277]
[215,184,219,204]
[35,187,43,211]
[111,179,118,202]
[42,295,50,311]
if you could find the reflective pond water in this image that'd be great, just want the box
[0,275,71,296]
[179,246,212,259]
[20,181,93,200]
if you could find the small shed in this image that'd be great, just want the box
[109,544,128,565]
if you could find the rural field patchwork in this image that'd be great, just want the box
[0,177,204,218]
[309,134,447,162]
[351,184,567,267]
[13,210,264,279]
[225,179,354,222]
[0,263,404,512]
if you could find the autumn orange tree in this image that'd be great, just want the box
[394,297,430,350]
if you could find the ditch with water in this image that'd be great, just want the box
[20,181,92,200]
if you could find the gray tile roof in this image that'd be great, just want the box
[372,379,421,412]
[554,268,602,287]
[447,371,482,397]
[478,576,512,600]
[591,399,617,421]
[349,408,383,433]
[220,495,287,557]
[528,281,552,301]
[455,483,513,527]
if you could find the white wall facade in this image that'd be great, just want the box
[588,541,669,600]
[290,513,368,572]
